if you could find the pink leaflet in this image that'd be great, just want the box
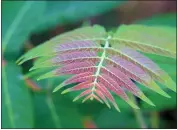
[69,81,93,91]
[94,89,109,105]
[82,94,93,102]
[65,75,95,84]
[54,66,97,75]
[52,51,97,64]
[51,51,99,65]
[75,89,92,99]
[92,94,103,103]
[95,82,115,102]
[109,56,151,83]
[65,72,94,85]
[98,74,129,101]
[101,66,141,97]
[119,47,165,79]
[59,61,96,73]
[54,40,99,53]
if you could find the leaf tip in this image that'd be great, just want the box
[16,56,24,65]
[149,81,171,98]
[29,66,37,71]
[37,77,42,81]
[138,92,155,106]
[113,102,121,112]
[164,77,176,92]
[52,89,57,93]
[163,93,171,98]
[73,97,79,102]
[127,99,140,109]
[37,71,55,81]
[53,83,65,93]
[61,89,70,94]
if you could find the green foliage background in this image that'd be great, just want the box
[2,1,176,128]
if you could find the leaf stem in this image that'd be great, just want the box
[150,111,159,128]
[129,94,147,128]
[46,80,61,128]
[2,66,15,127]
[92,36,111,93]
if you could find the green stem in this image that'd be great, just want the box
[2,67,15,128]
[150,111,159,128]
[91,36,111,94]
[130,94,147,128]
[46,80,61,128]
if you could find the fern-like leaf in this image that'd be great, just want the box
[17,25,176,112]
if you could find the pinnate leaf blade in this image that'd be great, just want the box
[17,24,176,112]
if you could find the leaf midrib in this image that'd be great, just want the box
[2,67,15,128]
[46,96,61,128]
[46,80,61,128]
[91,36,111,93]
[2,1,33,54]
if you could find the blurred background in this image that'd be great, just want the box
[2,1,176,128]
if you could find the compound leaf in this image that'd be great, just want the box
[17,25,176,112]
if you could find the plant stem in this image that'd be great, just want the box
[150,111,159,128]
[129,94,147,128]
[91,36,111,94]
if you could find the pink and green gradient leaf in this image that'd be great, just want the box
[17,25,176,112]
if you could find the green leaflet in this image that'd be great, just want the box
[111,25,176,58]
[2,63,33,128]
[143,53,176,65]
